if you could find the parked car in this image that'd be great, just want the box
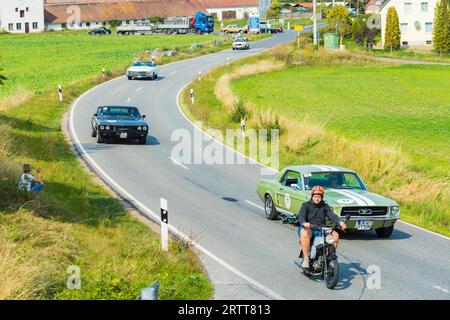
[91,105,149,144]
[259,21,283,34]
[221,24,248,34]
[232,37,250,50]
[88,27,111,35]
[256,165,400,238]
[126,61,159,80]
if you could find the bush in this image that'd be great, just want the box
[384,7,401,51]
[230,99,249,123]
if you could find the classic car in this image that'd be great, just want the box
[256,165,400,238]
[91,105,149,144]
[221,24,248,34]
[88,27,111,35]
[232,37,250,50]
[126,61,159,80]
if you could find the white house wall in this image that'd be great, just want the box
[381,0,437,47]
[0,0,44,33]
[206,7,258,21]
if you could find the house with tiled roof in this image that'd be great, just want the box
[44,0,208,30]
[0,0,45,33]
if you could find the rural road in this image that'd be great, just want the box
[69,28,450,300]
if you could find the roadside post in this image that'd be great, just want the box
[295,25,303,48]
[160,198,169,252]
[102,68,106,79]
[198,70,202,81]
[226,57,230,65]
[190,88,195,104]
[241,118,245,137]
[58,84,63,102]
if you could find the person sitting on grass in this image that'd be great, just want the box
[18,164,44,195]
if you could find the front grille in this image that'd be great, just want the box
[341,206,388,216]
[113,126,136,131]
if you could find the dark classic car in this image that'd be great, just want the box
[88,27,112,35]
[91,106,149,144]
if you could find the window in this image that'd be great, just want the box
[20,10,25,18]
[421,2,428,11]
[79,23,82,27]
[425,22,433,32]
[404,3,412,13]
[280,171,301,188]
[86,22,91,27]
[16,23,22,30]
[26,7,29,12]
[400,23,408,33]
[8,23,14,31]
[15,8,18,12]
[32,22,38,29]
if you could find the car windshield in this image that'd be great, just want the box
[207,16,214,23]
[303,172,366,190]
[132,61,155,67]
[235,38,247,42]
[100,107,141,117]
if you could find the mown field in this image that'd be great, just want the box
[181,44,450,236]
[0,30,245,299]
[0,30,237,98]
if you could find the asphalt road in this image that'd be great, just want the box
[69,28,450,300]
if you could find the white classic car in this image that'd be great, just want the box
[126,61,159,80]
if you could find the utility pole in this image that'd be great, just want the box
[313,0,317,46]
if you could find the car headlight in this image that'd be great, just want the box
[143,126,148,131]
[325,234,334,245]
[137,126,142,131]
[390,206,400,217]
[105,125,110,130]
[99,125,105,130]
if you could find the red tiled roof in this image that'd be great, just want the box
[44,0,207,24]
[197,0,258,8]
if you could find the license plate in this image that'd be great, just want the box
[120,133,128,139]
[356,220,372,231]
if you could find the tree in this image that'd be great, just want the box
[351,19,362,42]
[267,0,282,19]
[327,5,351,45]
[384,6,401,51]
[433,0,450,53]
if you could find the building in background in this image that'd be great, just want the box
[380,0,437,47]
[259,0,271,20]
[197,0,259,21]
[0,0,45,33]
[44,0,208,30]
[365,0,388,13]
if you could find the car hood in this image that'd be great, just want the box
[98,116,147,126]
[322,189,398,207]
[127,66,157,72]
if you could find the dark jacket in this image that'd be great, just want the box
[297,199,341,228]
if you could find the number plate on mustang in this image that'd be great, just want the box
[356,220,372,230]
[120,133,127,139]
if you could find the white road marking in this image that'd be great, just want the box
[245,200,264,211]
[69,80,285,300]
[432,286,450,295]
[136,86,143,92]
[169,156,189,170]
[126,97,131,103]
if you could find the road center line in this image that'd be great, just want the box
[136,86,143,92]
[432,285,450,295]
[126,97,131,103]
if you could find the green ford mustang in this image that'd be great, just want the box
[256,165,400,238]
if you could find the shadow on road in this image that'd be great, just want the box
[340,228,411,241]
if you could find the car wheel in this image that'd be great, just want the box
[152,73,157,80]
[139,136,147,145]
[264,194,279,220]
[375,225,394,238]
[127,76,132,80]
[96,130,104,143]
[91,126,97,137]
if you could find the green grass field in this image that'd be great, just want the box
[232,64,450,177]
[0,30,229,97]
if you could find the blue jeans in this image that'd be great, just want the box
[298,227,322,239]
[30,183,44,193]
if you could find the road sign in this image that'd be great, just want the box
[294,25,303,32]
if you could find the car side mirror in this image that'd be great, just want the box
[142,115,146,119]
